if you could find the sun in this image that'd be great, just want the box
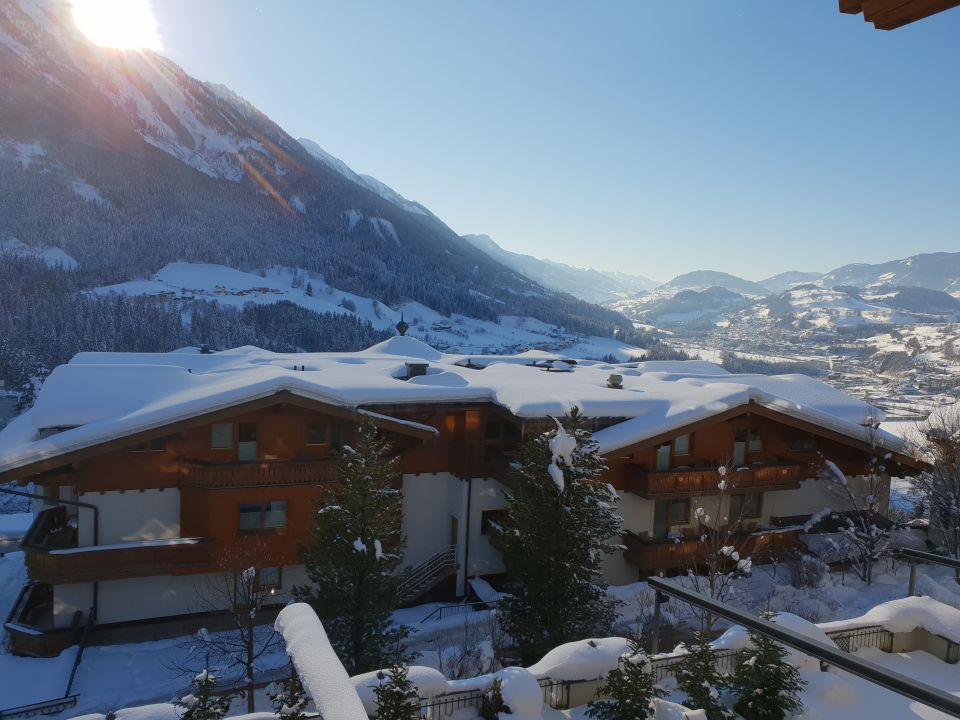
[72,0,162,51]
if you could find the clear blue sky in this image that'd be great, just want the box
[149,1,959,282]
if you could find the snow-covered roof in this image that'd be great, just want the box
[818,596,960,644]
[0,337,907,475]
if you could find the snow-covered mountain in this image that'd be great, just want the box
[462,234,659,304]
[821,252,960,296]
[760,270,824,294]
[659,270,770,298]
[0,0,637,357]
[297,138,432,217]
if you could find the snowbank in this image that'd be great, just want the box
[818,595,960,643]
[651,699,707,720]
[527,637,629,681]
[273,604,367,720]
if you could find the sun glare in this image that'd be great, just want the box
[72,0,162,51]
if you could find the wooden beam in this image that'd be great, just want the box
[840,0,865,13]
[871,0,960,27]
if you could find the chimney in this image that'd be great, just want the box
[405,362,429,380]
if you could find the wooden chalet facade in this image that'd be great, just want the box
[0,343,922,656]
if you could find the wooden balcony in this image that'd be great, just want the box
[622,527,800,574]
[625,463,807,499]
[25,538,213,584]
[177,458,339,488]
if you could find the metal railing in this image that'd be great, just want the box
[398,545,457,602]
[420,599,499,624]
[826,625,894,654]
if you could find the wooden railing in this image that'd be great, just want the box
[176,458,339,488]
[625,463,808,498]
[622,527,800,573]
[25,538,213,584]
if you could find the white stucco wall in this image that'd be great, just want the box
[464,477,508,578]
[401,472,464,570]
[76,488,180,546]
[53,562,309,627]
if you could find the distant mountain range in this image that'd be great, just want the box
[462,234,659,304]
[612,252,960,329]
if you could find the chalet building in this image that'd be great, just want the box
[0,336,920,656]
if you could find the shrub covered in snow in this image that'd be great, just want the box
[266,670,309,720]
[371,662,419,720]
[586,639,664,720]
[729,631,805,720]
[173,670,233,720]
[675,632,730,720]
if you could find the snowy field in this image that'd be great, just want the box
[2,546,960,718]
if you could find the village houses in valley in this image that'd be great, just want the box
[0,335,921,656]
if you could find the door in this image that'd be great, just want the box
[653,500,668,540]
[449,515,459,547]
[238,422,258,461]
[733,429,747,466]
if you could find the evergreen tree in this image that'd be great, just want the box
[173,668,233,720]
[498,407,622,664]
[587,639,664,720]
[267,668,310,720]
[295,421,411,674]
[676,632,730,720]
[729,632,805,720]
[372,661,420,720]
[305,281,314,297]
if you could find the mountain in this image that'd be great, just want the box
[462,233,659,304]
[297,138,432,217]
[627,286,749,326]
[760,270,823,294]
[0,0,638,355]
[821,252,960,296]
[660,270,770,298]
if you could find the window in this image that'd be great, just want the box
[238,422,258,461]
[212,423,233,449]
[238,501,287,531]
[259,566,282,591]
[330,421,351,448]
[129,437,166,453]
[673,434,690,456]
[306,421,327,445]
[668,498,689,524]
[749,429,763,453]
[481,509,507,536]
[655,443,671,471]
[790,434,816,452]
[485,420,501,441]
[730,493,762,521]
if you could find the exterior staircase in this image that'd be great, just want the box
[397,545,457,603]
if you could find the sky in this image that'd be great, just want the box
[143,1,959,283]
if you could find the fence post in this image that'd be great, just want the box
[908,561,917,597]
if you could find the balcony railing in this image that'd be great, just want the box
[24,537,213,584]
[177,458,339,488]
[625,462,808,499]
[622,527,800,573]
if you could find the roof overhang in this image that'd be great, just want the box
[840,0,960,29]
[600,400,925,473]
[0,390,438,483]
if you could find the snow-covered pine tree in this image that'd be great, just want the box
[267,668,310,720]
[295,421,411,674]
[372,662,420,720]
[675,632,730,720]
[729,631,805,720]
[498,407,622,664]
[173,669,233,720]
[587,639,664,720]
